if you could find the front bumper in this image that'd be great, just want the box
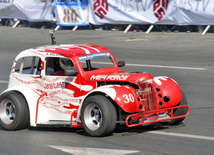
[125,105,190,127]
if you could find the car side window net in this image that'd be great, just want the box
[15,56,41,75]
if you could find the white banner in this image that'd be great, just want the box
[0,0,53,21]
[89,0,214,25]
[1,0,214,26]
[55,0,89,26]
[174,0,214,25]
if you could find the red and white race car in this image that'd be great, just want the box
[0,44,189,136]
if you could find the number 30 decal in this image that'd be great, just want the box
[123,94,134,103]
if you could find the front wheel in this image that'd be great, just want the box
[0,91,29,130]
[164,91,188,125]
[81,95,117,137]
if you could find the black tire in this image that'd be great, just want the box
[164,91,188,125]
[0,91,29,130]
[81,95,117,137]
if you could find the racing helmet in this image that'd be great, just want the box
[59,58,74,70]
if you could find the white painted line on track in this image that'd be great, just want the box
[93,62,207,71]
[125,63,207,71]
[0,80,8,84]
[147,131,214,141]
[48,145,140,155]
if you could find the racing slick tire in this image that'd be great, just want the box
[81,95,117,137]
[0,91,29,130]
[164,91,188,125]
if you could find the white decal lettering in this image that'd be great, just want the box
[90,75,129,81]
[123,93,135,103]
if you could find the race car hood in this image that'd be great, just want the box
[85,71,153,84]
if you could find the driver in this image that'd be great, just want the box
[52,58,75,76]
[60,58,75,70]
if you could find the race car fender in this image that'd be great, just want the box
[80,85,142,113]
[0,86,46,127]
[153,76,182,108]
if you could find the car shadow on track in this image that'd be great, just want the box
[0,123,186,137]
[112,123,186,136]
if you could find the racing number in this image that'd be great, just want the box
[63,8,77,23]
[123,94,134,103]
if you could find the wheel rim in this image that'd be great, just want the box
[0,99,16,124]
[84,103,102,131]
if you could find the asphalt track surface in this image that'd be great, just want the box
[0,26,214,155]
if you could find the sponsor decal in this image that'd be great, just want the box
[44,82,66,89]
[79,52,111,61]
[90,75,129,81]
[45,52,71,58]
[153,0,169,20]
[13,76,43,87]
[92,0,169,21]
[93,0,108,19]
[55,0,88,26]
[46,52,61,56]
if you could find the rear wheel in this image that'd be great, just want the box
[81,95,117,137]
[164,91,188,125]
[0,92,29,130]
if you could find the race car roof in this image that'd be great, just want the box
[17,44,112,59]
[36,44,109,55]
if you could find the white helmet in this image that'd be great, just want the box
[60,58,74,70]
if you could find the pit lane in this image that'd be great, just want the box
[0,27,213,155]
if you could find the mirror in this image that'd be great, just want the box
[64,69,79,76]
[117,60,125,67]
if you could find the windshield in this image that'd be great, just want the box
[79,52,115,71]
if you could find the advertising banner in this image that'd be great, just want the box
[0,0,53,21]
[174,0,214,25]
[55,0,89,26]
[1,0,214,26]
[89,0,214,25]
